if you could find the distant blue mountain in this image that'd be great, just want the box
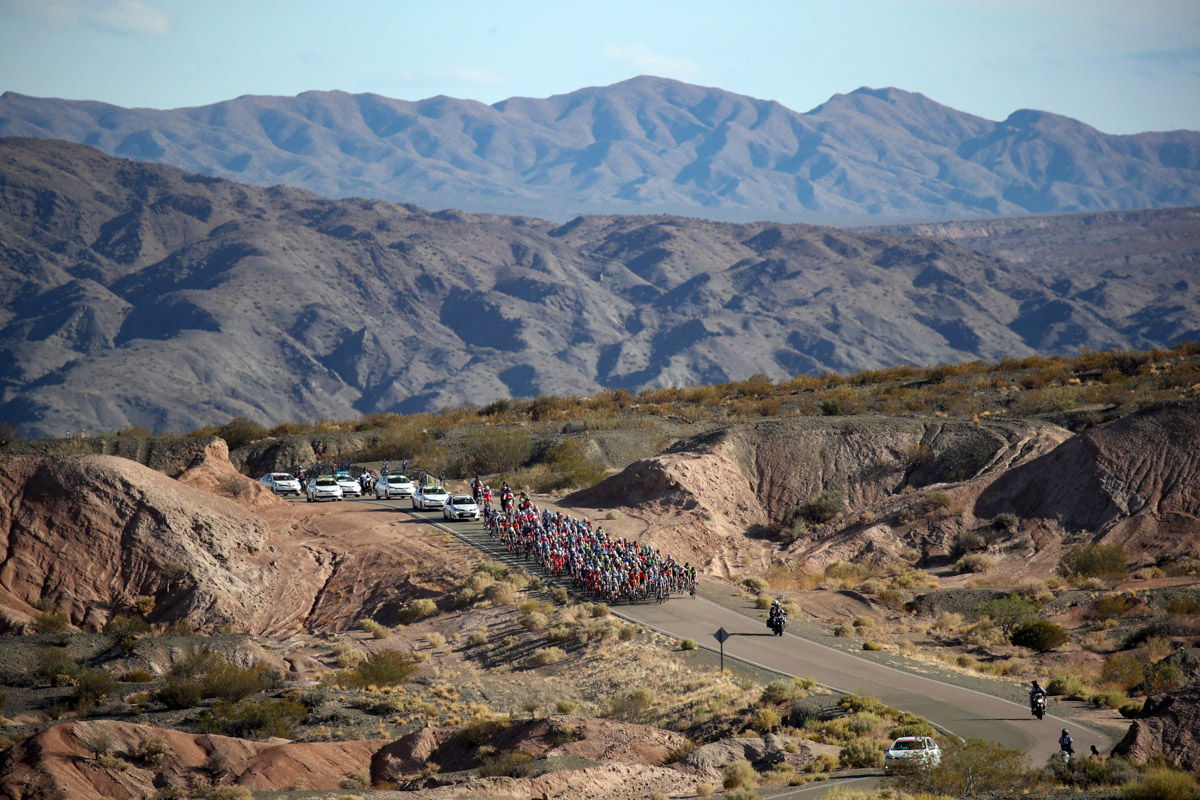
[3,76,1198,221]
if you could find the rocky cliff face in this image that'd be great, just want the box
[1112,686,1200,771]
[0,450,319,635]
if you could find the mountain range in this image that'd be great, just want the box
[3,76,1199,222]
[1,137,1196,438]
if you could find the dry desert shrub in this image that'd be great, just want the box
[956,554,996,574]
[934,612,964,631]
[527,647,565,667]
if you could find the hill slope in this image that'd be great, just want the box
[2,138,1194,437]
[3,76,1199,221]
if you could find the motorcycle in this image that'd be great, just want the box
[1031,694,1046,720]
[768,612,786,636]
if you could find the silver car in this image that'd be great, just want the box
[306,476,343,502]
[443,494,480,521]
[375,473,415,499]
[260,473,302,496]
[412,484,449,510]
[884,736,941,772]
[334,473,362,497]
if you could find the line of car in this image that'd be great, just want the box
[260,471,479,520]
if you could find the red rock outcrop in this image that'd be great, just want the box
[0,454,323,634]
[371,715,689,783]
[0,720,378,799]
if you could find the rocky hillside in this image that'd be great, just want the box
[567,399,1200,577]
[2,77,1199,221]
[874,206,1200,347]
[2,138,1193,438]
[0,444,463,636]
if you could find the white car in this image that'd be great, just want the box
[306,476,343,502]
[412,484,449,511]
[884,736,941,772]
[375,473,415,499]
[260,473,302,496]
[334,473,362,497]
[443,494,480,521]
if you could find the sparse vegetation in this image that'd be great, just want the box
[1058,542,1129,582]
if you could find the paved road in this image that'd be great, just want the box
[355,496,1112,780]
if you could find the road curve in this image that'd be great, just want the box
[365,497,1114,768]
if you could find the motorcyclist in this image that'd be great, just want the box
[1029,680,1046,714]
[768,599,786,632]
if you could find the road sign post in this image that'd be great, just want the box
[713,627,730,673]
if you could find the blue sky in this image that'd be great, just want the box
[1,0,1198,134]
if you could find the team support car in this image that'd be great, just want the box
[884,736,941,772]
[260,473,302,496]
[334,472,362,497]
[443,494,480,521]
[412,484,449,510]
[306,476,344,502]
[375,473,415,499]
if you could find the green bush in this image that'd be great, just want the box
[541,439,606,489]
[838,739,884,768]
[1120,700,1144,718]
[339,650,418,688]
[73,669,122,712]
[760,679,800,705]
[1141,662,1186,695]
[1166,594,1200,615]
[155,678,203,710]
[1100,653,1146,689]
[460,428,533,475]
[201,661,283,701]
[192,698,307,740]
[216,417,266,450]
[31,611,71,635]
[399,598,439,623]
[605,687,656,723]
[1046,674,1085,697]
[837,694,889,715]
[741,577,769,592]
[795,490,844,524]
[1095,593,1136,619]
[35,646,80,684]
[478,749,534,778]
[1058,542,1129,581]
[129,733,173,767]
[527,647,566,667]
[975,594,1041,634]
[1011,620,1069,652]
[1045,754,1138,789]
[1124,766,1200,800]
[723,759,760,789]
[890,721,936,739]
[893,738,1032,796]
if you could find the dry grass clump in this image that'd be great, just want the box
[527,647,566,667]
[399,598,439,623]
[956,553,996,574]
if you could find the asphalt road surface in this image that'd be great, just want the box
[360,496,1115,793]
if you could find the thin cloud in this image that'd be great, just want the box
[11,0,173,36]
[602,43,701,80]
[1123,45,1200,64]
[393,66,510,88]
